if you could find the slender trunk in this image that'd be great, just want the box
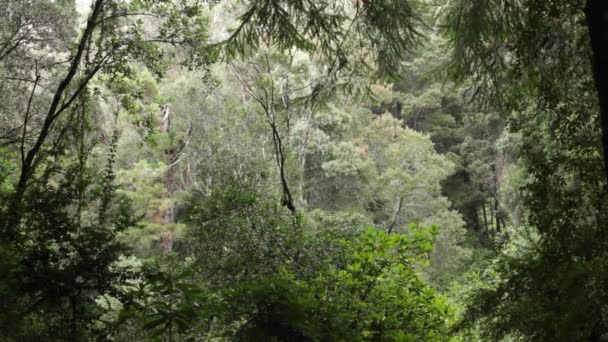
[585,0,608,181]
[489,200,495,235]
[387,196,404,234]
[480,184,490,235]
[500,216,508,240]
[489,160,501,235]
[481,201,489,233]
[495,198,501,233]
[161,104,170,132]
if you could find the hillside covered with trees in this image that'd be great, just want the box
[1,0,608,341]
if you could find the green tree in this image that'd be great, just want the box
[219,228,453,341]
[442,0,608,339]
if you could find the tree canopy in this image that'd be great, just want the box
[1,0,608,341]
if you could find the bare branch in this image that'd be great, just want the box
[21,62,41,167]
[228,62,296,214]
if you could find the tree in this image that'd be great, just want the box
[207,228,453,341]
[2,0,214,233]
[0,0,213,338]
[442,0,608,339]
[441,0,608,179]
[6,0,580,340]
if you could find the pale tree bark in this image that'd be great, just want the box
[161,103,170,133]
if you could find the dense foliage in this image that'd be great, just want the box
[1,0,607,341]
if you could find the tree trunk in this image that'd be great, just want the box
[482,201,489,233]
[585,0,608,181]
[161,103,170,132]
[489,200,495,235]
[495,198,501,233]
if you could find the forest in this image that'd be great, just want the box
[1,0,608,341]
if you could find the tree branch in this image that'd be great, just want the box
[21,62,41,167]
[8,0,107,231]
